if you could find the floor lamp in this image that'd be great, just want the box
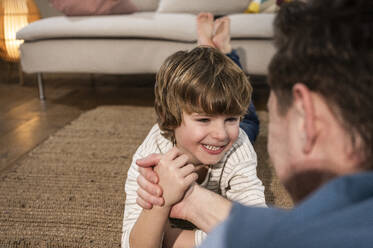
[0,0,40,84]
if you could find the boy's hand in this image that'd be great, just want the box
[154,147,198,207]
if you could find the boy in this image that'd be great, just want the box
[122,46,265,248]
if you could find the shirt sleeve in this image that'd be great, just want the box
[224,131,266,208]
[197,221,229,248]
[121,150,143,248]
[225,159,266,207]
[198,203,286,248]
[195,229,208,247]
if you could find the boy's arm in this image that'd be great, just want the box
[130,147,198,248]
[130,206,171,248]
[125,150,170,248]
[122,153,152,248]
[163,225,196,248]
[133,219,197,248]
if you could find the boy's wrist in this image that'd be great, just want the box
[153,205,172,212]
[149,205,172,218]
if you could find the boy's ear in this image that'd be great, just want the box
[292,83,317,154]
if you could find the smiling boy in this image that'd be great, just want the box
[122,46,265,248]
[173,112,240,166]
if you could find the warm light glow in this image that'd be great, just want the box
[1,0,40,62]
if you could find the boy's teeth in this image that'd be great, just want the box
[203,144,221,151]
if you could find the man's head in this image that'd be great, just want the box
[155,46,252,142]
[267,0,373,201]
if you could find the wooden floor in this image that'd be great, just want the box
[0,60,269,175]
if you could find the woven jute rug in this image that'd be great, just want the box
[0,106,292,247]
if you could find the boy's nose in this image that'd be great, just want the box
[210,124,228,141]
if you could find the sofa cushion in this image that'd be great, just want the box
[17,13,274,42]
[157,0,251,15]
[17,13,196,42]
[230,13,275,38]
[20,39,274,75]
[49,0,138,16]
[132,0,159,11]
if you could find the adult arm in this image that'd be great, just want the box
[163,184,233,248]
[173,183,232,233]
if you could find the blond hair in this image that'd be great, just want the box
[155,46,252,142]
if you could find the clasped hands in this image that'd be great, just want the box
[136,147,203,220]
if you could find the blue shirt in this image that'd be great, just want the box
[199,172,373,248]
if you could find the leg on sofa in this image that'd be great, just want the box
[37,73,46,101]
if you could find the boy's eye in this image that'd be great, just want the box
[196,118,210,123]
[226,117,239,122]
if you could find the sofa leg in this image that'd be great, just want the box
[37,73,46,101]
[90,73,96,88]
[18,62,24,86]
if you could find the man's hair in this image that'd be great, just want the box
[269,0,373,168]
[154,46,252,142]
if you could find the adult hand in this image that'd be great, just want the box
[136,153,164,209]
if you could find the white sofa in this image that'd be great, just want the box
[17,0,275,100]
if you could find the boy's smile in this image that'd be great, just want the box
[201,144,226,154]
[174,111,240,165]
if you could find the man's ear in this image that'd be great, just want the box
[292,83,317,154]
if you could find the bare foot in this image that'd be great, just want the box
[196,12,215,47]
[213,16,232,54]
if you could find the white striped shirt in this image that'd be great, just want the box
[121,124,266,247]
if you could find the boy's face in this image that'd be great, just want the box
[174,111,240,165]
